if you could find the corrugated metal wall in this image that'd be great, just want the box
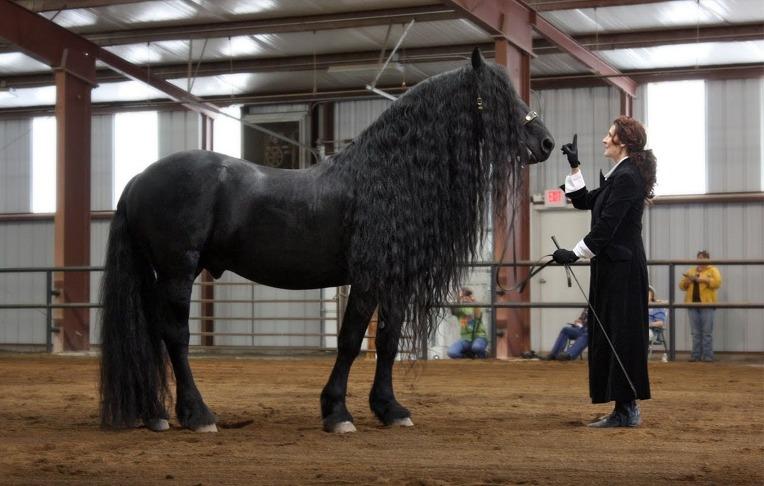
[646,202,763,352]
[159,111,201,157]
[0,221,53,345]
[91,115,114,211]
[87,116,115,345]
[529,86,623,195]
[706,78,762,192]
[530,79,763,353]
[0,118,32,213]
[1,77,762,352]
[334,99,392,149]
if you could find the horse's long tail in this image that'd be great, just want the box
[99,192,168,427]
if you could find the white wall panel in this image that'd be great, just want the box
[529,87,621,195]
[89,219,111,344]
[706,78,762,193]
[91,115,114,211]
[646,201,764,353]
[158,111,201,156]
[211,271,323,348]
[0,119,32,213]
[334,99,392,148]
[0,221,53,345]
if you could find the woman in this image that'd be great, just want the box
[679,250,722,362]
[552,116,657,428]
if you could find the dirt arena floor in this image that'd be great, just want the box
[0,354,762,485]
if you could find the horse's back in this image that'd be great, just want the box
[122,150,351,287]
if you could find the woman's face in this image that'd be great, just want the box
[602,124,625,161]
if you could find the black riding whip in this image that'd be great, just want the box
[551,236,638,400]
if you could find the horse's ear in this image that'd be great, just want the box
[471,47,485,71]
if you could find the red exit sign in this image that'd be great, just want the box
[544,188,566,206]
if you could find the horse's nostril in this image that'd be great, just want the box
[542,137,554,152]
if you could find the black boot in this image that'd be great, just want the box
[587,400,641,428]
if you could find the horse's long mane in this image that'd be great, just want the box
[330,58,526,353]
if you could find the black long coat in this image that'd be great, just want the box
[567,158,650,403]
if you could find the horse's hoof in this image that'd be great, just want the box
[145,418,170,432]
[331,421,357,434]
[194,423,218,433]
[390,417,414,427]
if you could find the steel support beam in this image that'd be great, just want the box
[531,62,764,90]
[60,5,458,47]
[2,43,496,89]
[533,23,764,54]
[0,0,226,350]
[0,5,456,51]
[620,91,632,117]
[494,39,532,359]
[445,0,636,96]
[1,0,98,351]
[53,51,95,351]
[530,14,637,96]
[17,0,145,11]
[527,0,669,10]
[3,61,761,120]
[444,0,534,54]
[0,0,220,117]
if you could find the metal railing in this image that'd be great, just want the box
[0,259,762,359]
[452,259,764,361]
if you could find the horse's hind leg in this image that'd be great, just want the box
[320,288,376,433]
[369,307,413,427]
[156,263,216,432]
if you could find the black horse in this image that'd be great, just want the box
[99,49,554,434]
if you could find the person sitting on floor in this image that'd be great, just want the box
[447,288,488,359]
[541,308,589,361]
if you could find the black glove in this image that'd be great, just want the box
[561,133,580,168]
[553,248,579,265]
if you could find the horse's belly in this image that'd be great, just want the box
[214,239,349,290]
[227,259,349,290]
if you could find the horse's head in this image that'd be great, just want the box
[515,99,555,165]
[471,48,554,165]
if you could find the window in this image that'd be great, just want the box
[212,105,242,159]
[31,116,56,213]
[647,80,706,195]
[113,111,157,208]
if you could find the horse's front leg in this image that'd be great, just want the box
[321,288,375,433]
[369,307,413,427]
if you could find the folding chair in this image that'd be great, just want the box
[649,324,669,362]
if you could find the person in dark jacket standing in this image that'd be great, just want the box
[552,116,657,428]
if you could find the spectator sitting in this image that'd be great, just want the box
[540,308,588,361]
[648,285,668,339]
[447,288,487,359]
[648,285,669,361]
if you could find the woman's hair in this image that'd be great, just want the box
[612,115,657,199]
[697,250,710,258]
